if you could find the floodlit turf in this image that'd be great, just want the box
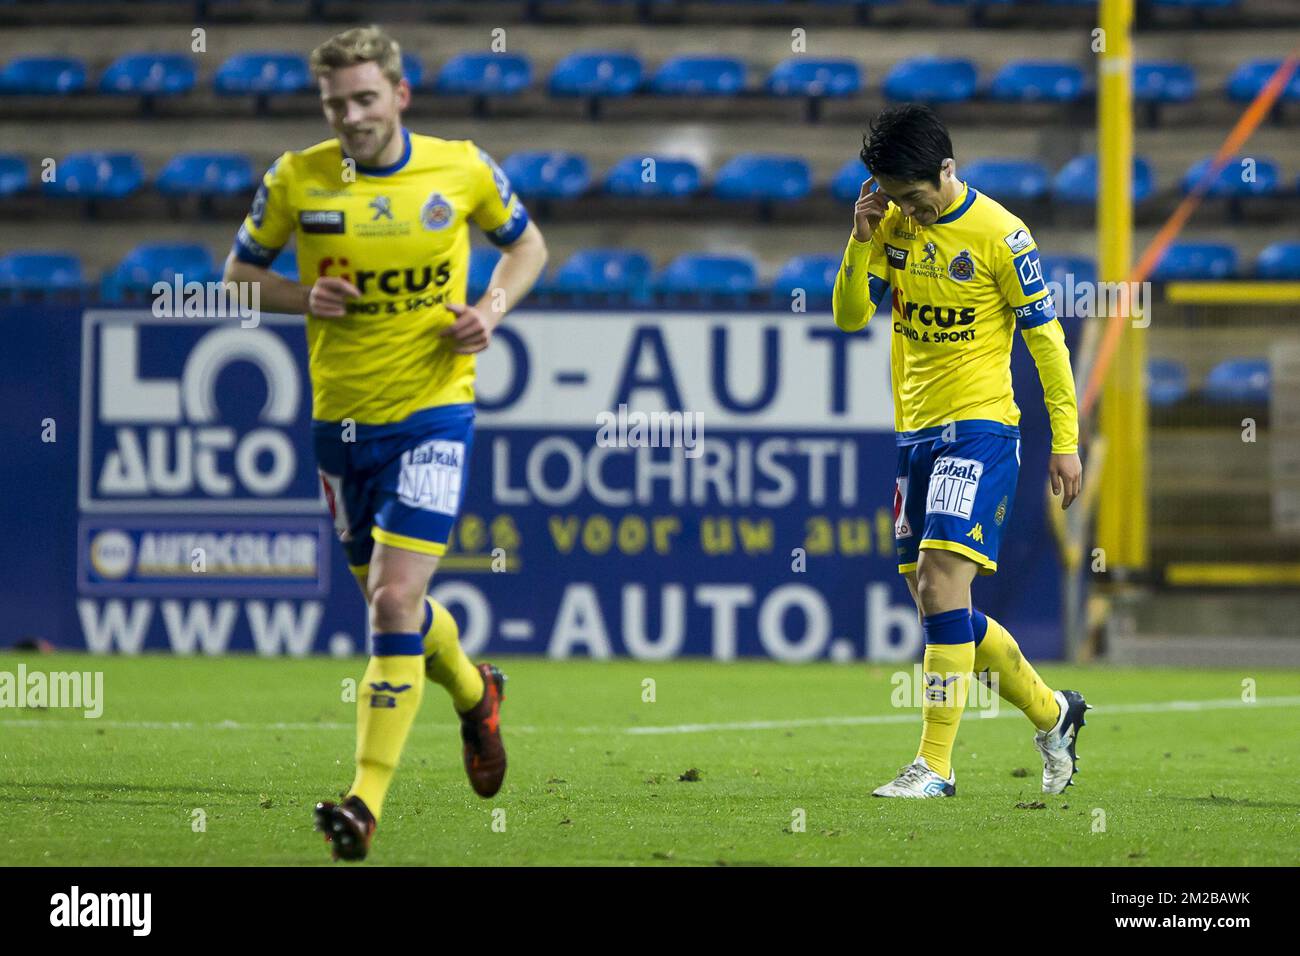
[1,653,1298,866]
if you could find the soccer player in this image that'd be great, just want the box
[832,105,1089,798]
[222,25,547,857]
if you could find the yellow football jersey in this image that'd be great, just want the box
[833,183,1076,451]
[233,130,528,424]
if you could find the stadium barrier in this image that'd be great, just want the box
[0,305,1067,660]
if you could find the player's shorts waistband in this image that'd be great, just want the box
[311,403,475,442]
[895,419,1021,446]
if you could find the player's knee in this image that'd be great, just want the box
[368,583,425,634]
[915,557,960,614]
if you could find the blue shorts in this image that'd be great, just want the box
[894,429,1020,576]
[312,404,475,573]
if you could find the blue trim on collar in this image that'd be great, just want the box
[351,128,411,177]
[934,184,976,225]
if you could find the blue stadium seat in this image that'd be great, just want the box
[656,253,758,301]
[214,52,312,96]
[1147,359,1190,407]
[1151,242,1238,280]
[500,151,590,199]
[434,53,532,96]
[772,254,839,305]
[1204,358,1269,404]
[44,152,145,199]
[156,153,255,197]
[1040,254,1098,291]
[99,53,196,96]
[552,249,653,299]
[401,53,424,89]
[649,56,746,96]
[766,58,861,98]
[1181,155,1280,197]
[0,154,29,196]
[830,157,869,204]
[987,61,1086,103]
[0,251,84,295]
[1255,241,1300,279]
[961,159,1049,202]
[548,51,643,97]
[882,58,978,103]
[1052,154,1155,203]
[468,247,501,301]
[1226,59,1300,102]
[713,154,811,202]
[1150,0,1241,8]
[1134,62,1196,102]
[270,249,298,281]
[101,243,218,302]
[0,56,87,95]
[603,154,701,198]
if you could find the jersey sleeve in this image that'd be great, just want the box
[833,223,891,333]
[997,223,1079,454]
[466,143,530,247]
[231,153,295,268]
[993,222,1057,330]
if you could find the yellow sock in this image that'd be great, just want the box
[973,610,1059,732]
[347,641,425,821]
[915,608,975,779]
[421,597,485,713]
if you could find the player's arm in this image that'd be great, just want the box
[220,154,360,317]
[833,178,890,332]
[995,230,1082,508]
[441,145,548,355]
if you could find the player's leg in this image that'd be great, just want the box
[875,443,963,797]
[912,547,979,784]
[365,404,504,798]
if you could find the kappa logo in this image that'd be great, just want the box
[924,672,960,703]
[369,681,413,709]
[966,523,984,544]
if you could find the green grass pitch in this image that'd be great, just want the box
[2,653,1298,866]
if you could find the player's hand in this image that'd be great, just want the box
[308,276,361,317]
[1048,452,1082,510]
[853,178,889,243]
[440,302,498,355]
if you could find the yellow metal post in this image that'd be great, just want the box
[1096,0,1148,572]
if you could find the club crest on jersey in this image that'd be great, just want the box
[948,249,975,282]
[421,192,454,230]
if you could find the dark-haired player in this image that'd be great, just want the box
[833,104,1088,798]
[223,25,547,857]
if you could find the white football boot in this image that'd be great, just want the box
[1034,689,1092,794]
[871,756,956,798]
